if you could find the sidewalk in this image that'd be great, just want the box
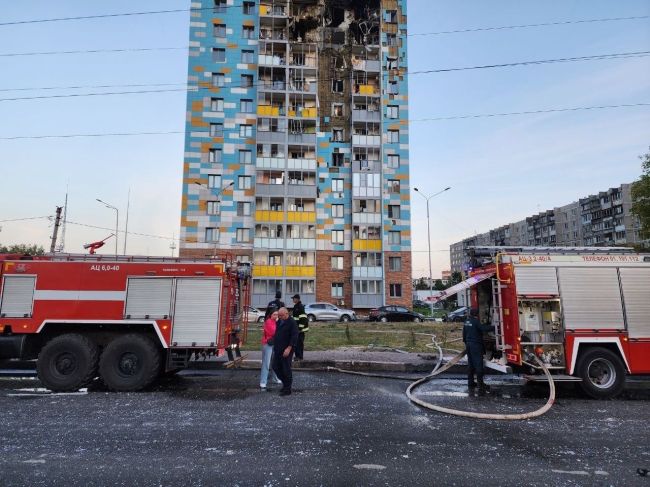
[188,347,457,374]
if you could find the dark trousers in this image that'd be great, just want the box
[295,332,305,359]
[272,350,293,391]
[466,342,485,381]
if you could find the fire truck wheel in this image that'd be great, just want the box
[37,334,99,392]
[576,347,626,399]
[99,334,162,392]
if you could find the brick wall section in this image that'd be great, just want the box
[384,251,412,308]
[315,251,352,306]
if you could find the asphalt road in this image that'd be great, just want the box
[0,370,648,487]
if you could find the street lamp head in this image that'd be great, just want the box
[414,187,420,192]
[444,186,451,191]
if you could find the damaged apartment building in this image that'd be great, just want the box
[180,0,411,310]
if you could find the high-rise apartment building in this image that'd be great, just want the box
[449,182,644,273]
[179,0,412,309]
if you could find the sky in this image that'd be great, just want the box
[0,0,648,278]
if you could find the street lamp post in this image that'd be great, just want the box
[413,186,451,316]
[96,199,119,255]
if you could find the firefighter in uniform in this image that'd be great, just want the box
[265,291,285,320]
[291,294,309,360]
[463,308,493,395]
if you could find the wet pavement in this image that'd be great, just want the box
[0,369,648,486]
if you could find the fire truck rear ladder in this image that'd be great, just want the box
[491,279,511,351]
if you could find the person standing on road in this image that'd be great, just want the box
[265,291,285,320]
[291,294,309,360]
[463,307,493,395]
[272,307,299,396]
[260,310,282,389]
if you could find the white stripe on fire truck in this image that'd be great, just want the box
[33,290,126,301]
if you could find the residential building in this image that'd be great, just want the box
[450,182,643,273]
[179,0,412,309]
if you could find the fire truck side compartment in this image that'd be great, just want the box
[171,278,222,347]
[0,275,36,318]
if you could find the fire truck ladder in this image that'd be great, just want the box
[491,278,510,351]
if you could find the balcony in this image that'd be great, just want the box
[352,294,383,309]
[288,133,316,145]
[254,238,284,250]
[287,158,317,171]
[352,266,383,278]
[352,160,380,172]
[352,110,381,123]
[258,54,285,66]
[288,107,317,118]
[256,131,285,144]
[256,157,285,169]
[353,239,382,251]
[285,239,316,250]
[353,84,379,96]
[256,183,286,197]
[285,266,316,277]
[257,105,282,116]
[286,184,317,199]
[255,210,284,222]
[352,59,381,72]
[253,265,284,277]
[286,211,316,223]
[352,135,381,146]
[352,212,381,225]
[260,4,287,17]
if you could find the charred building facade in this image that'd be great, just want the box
[180,0,412,309]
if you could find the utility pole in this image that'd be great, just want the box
[50,206,63,253]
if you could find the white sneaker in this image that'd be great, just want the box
[260,384,267,389]
[274,378,282,384]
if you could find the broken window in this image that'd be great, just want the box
[332,128,344,142]
[332,103,344,117]
[331,79,343,93]
[331,153,344,167]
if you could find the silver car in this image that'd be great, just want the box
[304,302,357,322]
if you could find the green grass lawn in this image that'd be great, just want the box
[242,321,463,353]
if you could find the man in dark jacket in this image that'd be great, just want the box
[272,307,299,396]
[462,308,493,395]
[291,294,309,360]
[264,291,285,320]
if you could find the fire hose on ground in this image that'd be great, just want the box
[328,334,556,420]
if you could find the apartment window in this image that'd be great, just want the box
[206,227,219,243]
[385,10,397,23]
[241,74,254,87]
[389,231,401,245]
[332,79,343,93]
[239,150,252,164]
[387,57,398,70]
[237,202,251,216]
[242,25,255,39]
[236,228,251,243]
[387,154,400,168]
[386,33,398,47]
[238,175,252,189]
[241,50,254,63]
[332,128,344,142]
[209,148,222,163]
[388,130,399,143]
[212,48,226,63]
[214,0,226,13]
[389,256,402,271]
[388,205,401,219]
[208,174,222,189]
[243,1,255,14]
[331,256,344,270]
[332,103,344,117]
[332,230,344,244]
[240,124,253,137]
[210,97,224,112]
[212,73,225,87]
[389,283,402,298]
[207,201,220,215]
[331,179,344,193]
[388,180,400,194]
[209,123,223,137]
[240,99,253,113]
[332,153,344,167]
[213,23,226,38]
[388,80,398,94]
[331,283,344,298]
[332,204,344,218]
[387,105,399,119]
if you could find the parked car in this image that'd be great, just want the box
[368,306,426,322]
[244,306,265,323]
[304,302,357,322]
[442,306,468,322]
[412,299,428,308]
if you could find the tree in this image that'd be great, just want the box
[0,243,45,255]
[450,271,463,285]
[414,278,430,290]
[631,148,650,242]
[433,279,446,291]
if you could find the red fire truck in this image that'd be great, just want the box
[0,253,251,392]
[453,247,650,398]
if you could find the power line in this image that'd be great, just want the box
[2,50,648,102]
[0,47,187,57]
[409,102,650,122]
[0,216,51,223]
[409,15,650,37]
[0,82,188,92]
[1,102,648,140]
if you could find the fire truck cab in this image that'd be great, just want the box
[0,253,251,392]
[455,247,650,398]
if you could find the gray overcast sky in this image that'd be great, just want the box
[0,0,649,277]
